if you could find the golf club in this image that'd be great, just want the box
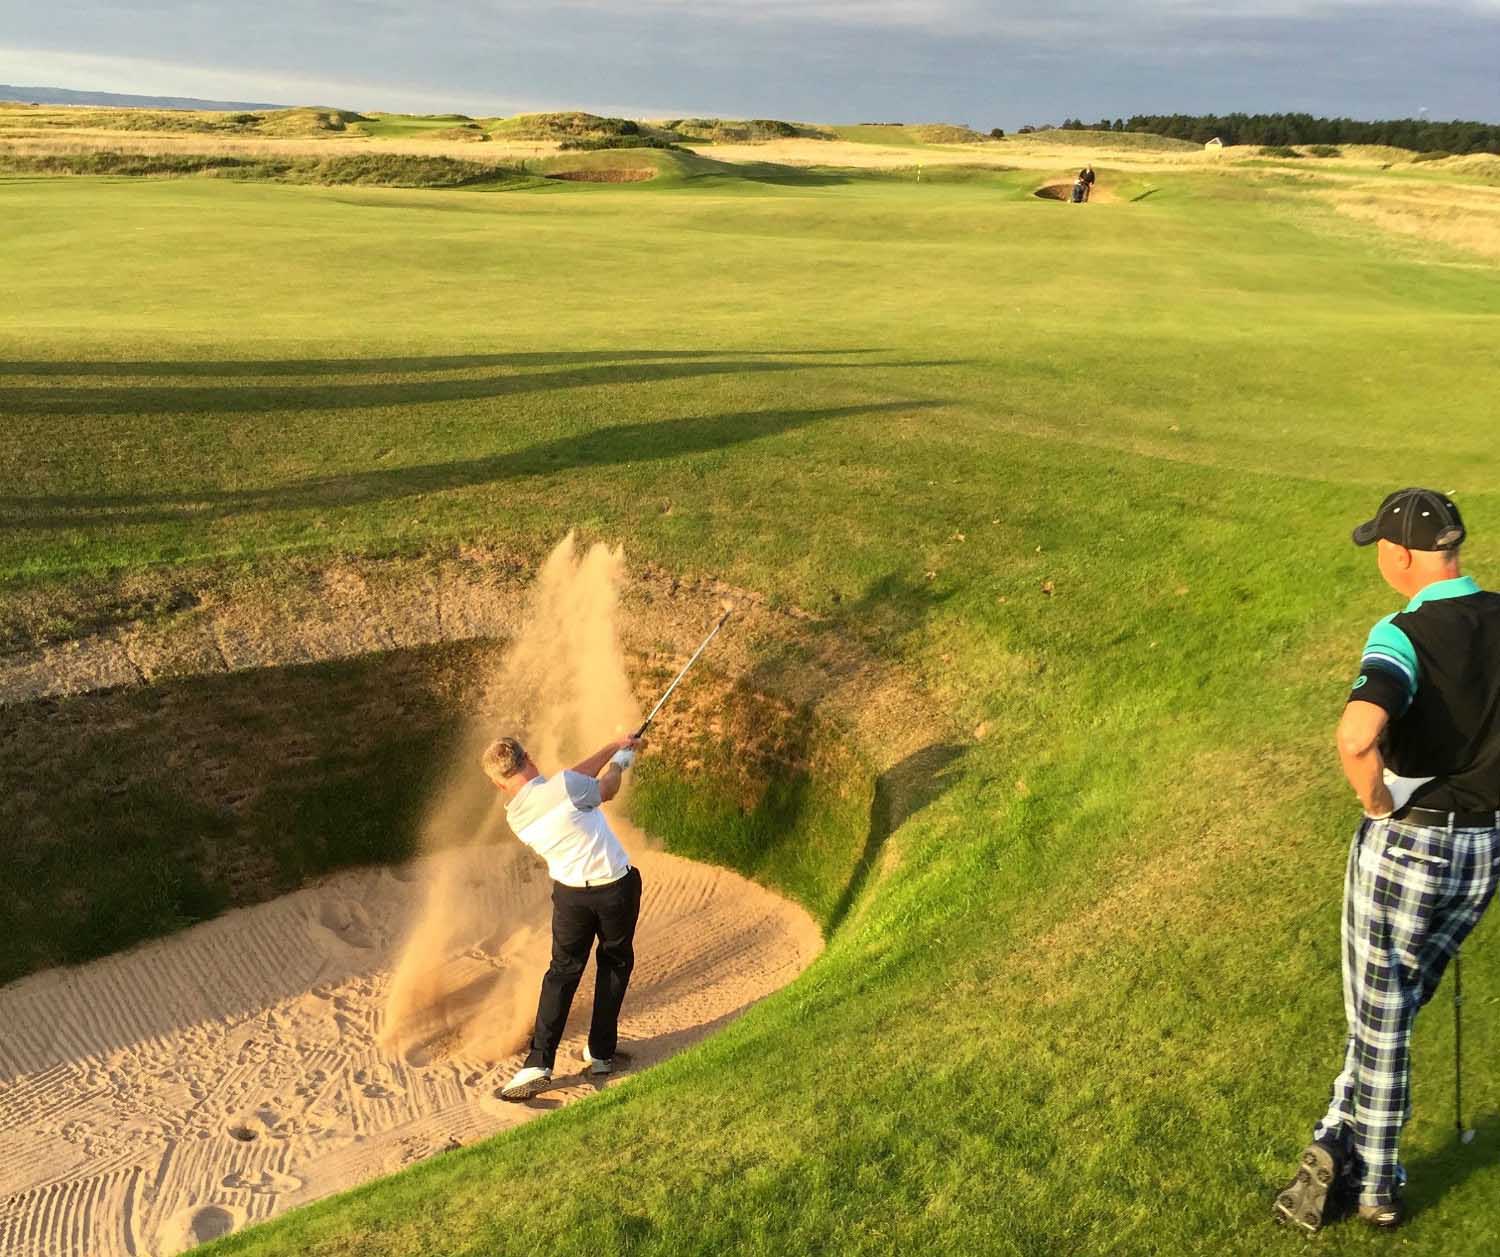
[634,607,732,739]
[1456,952,1475,1144]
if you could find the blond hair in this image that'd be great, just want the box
[481,736,528,786]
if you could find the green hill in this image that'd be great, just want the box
[0,103,370,137]
[488,111,646,141]
[0,148,523,186]
[654,117,833,143]
[832,122,992,146]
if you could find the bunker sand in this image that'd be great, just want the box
[0,840,820,1257]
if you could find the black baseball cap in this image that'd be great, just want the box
[1352,487,1466,551]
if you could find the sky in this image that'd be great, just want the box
[2,1,1497,125]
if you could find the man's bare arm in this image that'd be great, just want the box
[571,736,644,803]
[598,763,623,803]
[571,737,641,780]
[1338,700,1394,816]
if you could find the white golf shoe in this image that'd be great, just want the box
[499,1066,552,1101]
[580,1046,613,1077]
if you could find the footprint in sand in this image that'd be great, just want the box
[227,1107,280,1142]
[157,1203,242,1255]
[318,898,378,949]
[400,1041,439,1068]
[354,1066,405,1100]
[223,1168,303,1194]
[361,1080,405,1100]
[0,845,821,1257]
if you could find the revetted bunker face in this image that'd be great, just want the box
[545,168,656,183]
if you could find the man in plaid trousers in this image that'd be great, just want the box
[1275,488,1500,1234]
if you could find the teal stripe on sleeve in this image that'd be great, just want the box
[1361,615,1419,699]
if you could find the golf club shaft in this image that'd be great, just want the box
[634,609,732,738]
[1455,952,1465,1138]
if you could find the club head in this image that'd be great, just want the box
[1461,1129,1476,1145]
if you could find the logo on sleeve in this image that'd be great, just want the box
[1352,676,1368,690]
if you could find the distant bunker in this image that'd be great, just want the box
[545,168,656,183]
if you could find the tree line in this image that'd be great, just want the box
[1025,113,1499,155]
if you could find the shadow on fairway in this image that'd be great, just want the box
[828,740,967,933]
[723,165,857,188]
[0,398,948,529]
[1403,1112,1500,1219]
[0,352,933,418]
[0,348,882,378]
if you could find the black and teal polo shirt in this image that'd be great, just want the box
[1350,575,1500,811]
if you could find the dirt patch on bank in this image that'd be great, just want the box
[545,168,655,183]
[0,549,942,761]
[0,837,820,1257]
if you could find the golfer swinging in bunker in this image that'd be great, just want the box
[483,732,645,1101]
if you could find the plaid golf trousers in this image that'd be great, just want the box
[1313,814,1500,1206]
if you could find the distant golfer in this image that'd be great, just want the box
[483,732,644,1101]
[1080,164,1096,201]
[1275,489,1500,1234]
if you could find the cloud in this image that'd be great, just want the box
[0,45,695,117]
[554,0,1500,30]
[2,1,1497,126]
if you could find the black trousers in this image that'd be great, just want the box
[524,867,642,1070]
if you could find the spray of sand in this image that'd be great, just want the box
[379,533,644,1065]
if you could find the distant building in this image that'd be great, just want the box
[1204,137,1223,153]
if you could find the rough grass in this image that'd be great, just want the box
[0,145,526,187]
[831,123,991,146]
[0,130,541,167]
[1016,127,1202,151]
[1325,180,1500,260]
[254,107,370,135]
[428,125,490,143]
[0,103,266,133]
[0,103,370,137]
[652,117,830,144]
[2,162,1499,1257]
[1439,153,1500,182]
[489,110,643,141]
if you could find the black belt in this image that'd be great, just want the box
[1393,805,1500,828]
[565,866,632,890]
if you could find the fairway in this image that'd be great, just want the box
[3,153,1500,1257]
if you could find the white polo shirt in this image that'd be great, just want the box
[505,770,631,888]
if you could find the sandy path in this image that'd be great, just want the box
[0,843,820,1257]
